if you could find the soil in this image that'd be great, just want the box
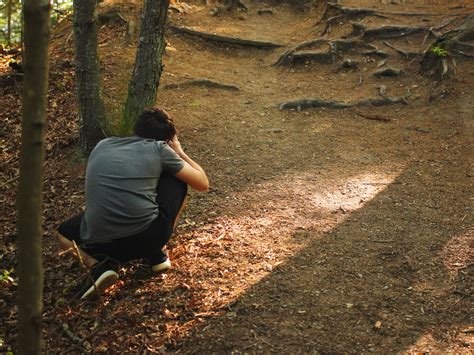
[1,0,473,353]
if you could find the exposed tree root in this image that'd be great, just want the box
[383,41,422,59]
[421,14,474,79]
[318,3,390,36]
[273,38,381,66]
[169,25,283,48]
[315,0,328,26]
[279,96,407,111]
[224,0,248,12]
[351,22,428,39]
[162,78,239,91]
[273,39,328,66]
[327,3,388,19]
[286,51,337,65]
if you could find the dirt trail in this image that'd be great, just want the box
[1,0,473,353]
[159,1,473,352]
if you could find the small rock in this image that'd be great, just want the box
[210,7,219,16]
[341,58,357,69]
[377,59,387,67]
[238,15,246,21]
[373,68,403,77]
[258,8,273,15]
[378,85,387,96]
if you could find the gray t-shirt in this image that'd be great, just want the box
[80,136,184,243]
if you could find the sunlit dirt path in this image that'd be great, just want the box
[158,1,473,353]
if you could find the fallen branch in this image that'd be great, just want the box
[279,96,407,111]
[169,25,283,48]
[383,41,422,59]
[162,78,239,91]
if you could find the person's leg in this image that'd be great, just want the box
[148,173,188,271]
[59,214,120,299]
[57,213,97,267]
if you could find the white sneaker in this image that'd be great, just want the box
[151,258,171,273]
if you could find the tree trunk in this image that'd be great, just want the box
[7,0,12,45]
[73,0,106,156]
[121,0,170,135]
[16,0,49,353]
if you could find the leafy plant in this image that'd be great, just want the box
[430,45,448,57]
[1,268,16,285]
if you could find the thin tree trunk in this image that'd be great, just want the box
[7,0,12,45]
[73,0,106,156]
[121,0,170,135]
[17,0,49,352]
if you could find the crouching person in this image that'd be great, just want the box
[57,107,209,299]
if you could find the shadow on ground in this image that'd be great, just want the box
[172,130,472,353]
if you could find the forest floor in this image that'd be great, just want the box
[1,0,473,353]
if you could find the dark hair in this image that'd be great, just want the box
[133,107,177,141]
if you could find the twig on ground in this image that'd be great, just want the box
[349,109,392,122]
[61,323,91,351]
[453,289,472,298]
[72,240,105,307]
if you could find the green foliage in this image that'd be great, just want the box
[0,0,73,44]
[430,45,448,57]
[1,267,16,285]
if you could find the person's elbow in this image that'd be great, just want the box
[194,174,209,192]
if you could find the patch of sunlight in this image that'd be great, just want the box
[177,169,405,301]
[311,172,402,213]
[404,330,471,354]
[440,228,474,276]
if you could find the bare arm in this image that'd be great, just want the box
[168,136,209,192]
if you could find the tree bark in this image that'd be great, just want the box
[73,0,106,156]
[121,0,170,135]
[16,0,49,353]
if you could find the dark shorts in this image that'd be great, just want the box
[58,174,187,265]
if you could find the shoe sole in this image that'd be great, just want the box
[80,270,119,299]
[151,258,171,273]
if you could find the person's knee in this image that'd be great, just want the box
[57,234,73,250]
